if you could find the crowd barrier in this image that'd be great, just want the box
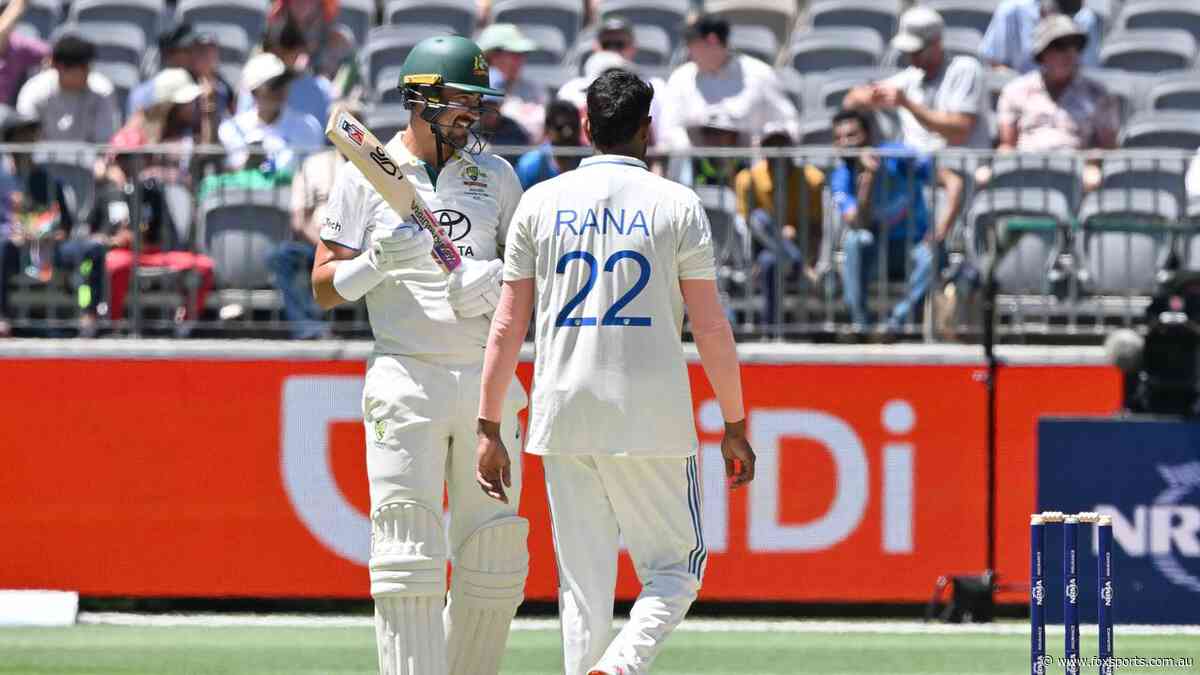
[0,342,1121,603]
[2,142,1196,341]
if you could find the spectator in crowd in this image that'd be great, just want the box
[102,69,216,331]
[844,7,990,152]
[671,108,746,187]
[0,106,106,337]
[1186,147,1200,201]
[993,14,1117,191]
[188,25,237,119]
[735,123,826,327]
[267,0,351,78]
[239,18,333,129]
[265,100,350,340]
[477,23,546,141]
[0,0,49,106]
[659,14,800,150]
[479,91,531,164]
[556,20,666,144]
[831,109,964,335]
[219,52,324,174]
[980,0,1101,74]
[515,99,582,189]
[16,34,119,145]
[128,24,219,117]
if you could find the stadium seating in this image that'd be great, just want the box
[967,188,1073,294]
[729,23,780,65]
[1120,111,1200,150]
[491,0,583,49]
[198,187,290,289]
[1114,0,1200,49]
[788,28,885,73]
[67,0,165,49]
[631,24,672,66]
[192,22,252,69]
[808,0,901,44]
[365,103,411,141]
[883,26,981,66]
[384,0,477,42]
[336,0,376,47]
[987,157,1083,210]
[176,0,269,46]
[55,22,146,70]
[1081,68,1153,125]
[595,0,689,53]
[1147,73,1200,113]
[803,66,897,112]
[704,0,797,52]
[695,183,753,278]
[361,24,456,101]
[1078,189,1178,294]
[1098,29,1197,73]
[8,0,61,39]
[92,60,140,106]
[922,0,998,35]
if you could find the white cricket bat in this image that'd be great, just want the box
[325,107,462,274]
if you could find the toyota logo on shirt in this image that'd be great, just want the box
[434,209,471,241]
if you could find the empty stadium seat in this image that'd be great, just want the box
[361,24,456,98]
[986,156,1083,210]
[519,24,567,65]
[1148,74,1200,113]
[695,184,752,272]
[68,0,165,48]
[1098,29,1196,73]
[176,0,268,46]
[804,66,897,112]
[1115,0,1200,50]
[705,0,797,52]
[729,23,780,65]
[967,188,1073,293]
[778,66,805,111]
[923,0,998,35]
[491,0,583,49]
[1078,188,1177,293]
[1120,111,1200,150]
[92,60,140,105]
[198,187,291,289]
[6,0,61,39]
[365,103,411,142]
[384,0,477,40]
[336,0,375,46]
[596,0,689,52]
[193,22,252,68]
[808,0,901,44]
[788,28,884,73]
[630,24,671,66]
[1080,68,1152,124]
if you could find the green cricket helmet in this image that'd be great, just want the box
[398,35,502,98]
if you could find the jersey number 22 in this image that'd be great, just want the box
[555,250,652,328]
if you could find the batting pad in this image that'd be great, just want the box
[371,501,449,675]
[445,516,530,675]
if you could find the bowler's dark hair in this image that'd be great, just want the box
[586,70,653,148]
[833,108,874,141]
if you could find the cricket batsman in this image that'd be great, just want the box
[310,36,529,675]
[474,70,756,675]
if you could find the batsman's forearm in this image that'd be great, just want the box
[478,280,532,422]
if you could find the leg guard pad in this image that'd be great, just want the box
[445,516,530,675]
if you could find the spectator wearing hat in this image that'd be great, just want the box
[477,23,546,141]
[981,0,1101,74]
[515,98,581,189]
[669,107,748,188]
[219,52,324,174]
[0,106,106,336]
[994,14,1117,191]
[844,7,989,152]
[0,0,49,106]
[16,34,119,144]
[106,69,214,189]
[660,14,799,151]
[238,17,334,129]
[735,123,826,328]
[128,24,218,116]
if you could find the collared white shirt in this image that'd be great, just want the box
[885,55,991,151]
[658,53,800,149]
[504,154,716,456]
[217,106,324,173]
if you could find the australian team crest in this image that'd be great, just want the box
[461,164,489,189]
[341,118,365,146]
[473,54,488,77]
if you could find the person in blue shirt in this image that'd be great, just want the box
[515,99,581,189]
[980,0,1102,74]
[830,109,963,334]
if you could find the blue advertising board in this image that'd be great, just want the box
[1038,418,1200,625]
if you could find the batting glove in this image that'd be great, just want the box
[447,258,503,318]
[368,226,431,273]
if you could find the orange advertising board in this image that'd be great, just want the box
[0,358,1119,601]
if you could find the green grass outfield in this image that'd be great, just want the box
[2,617,1199,675]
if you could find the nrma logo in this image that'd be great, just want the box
[1066,579,1078,604]
[1101,580,1114,607]
[1095,461,1200,594]
[1032,579,1045,606]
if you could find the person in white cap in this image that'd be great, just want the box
[477,23,546,140]
[844,6,989,152]
[217,52,324,173]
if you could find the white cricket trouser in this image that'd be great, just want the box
[543,455,705,675]
[363,353,527,543]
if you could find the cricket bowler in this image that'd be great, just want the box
[474,70,756,675]
[310,36,529,675]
